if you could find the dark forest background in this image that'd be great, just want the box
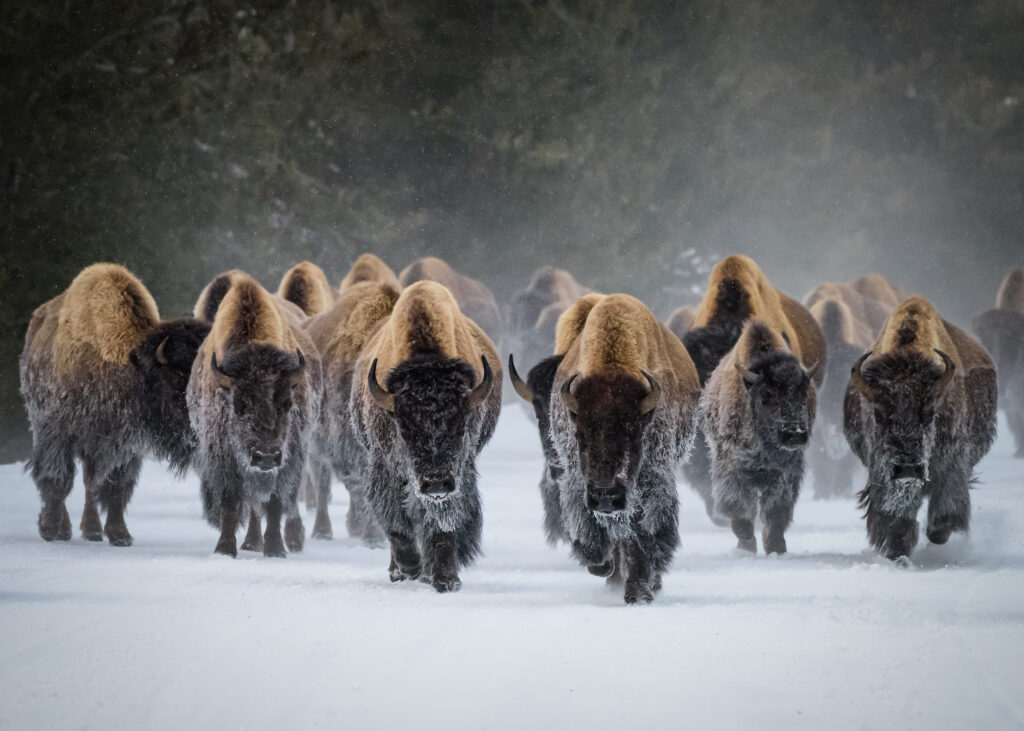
[2,0,1023,461]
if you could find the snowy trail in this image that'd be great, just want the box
[1,409,1022,730]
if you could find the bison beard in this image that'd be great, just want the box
[360,356,495,593]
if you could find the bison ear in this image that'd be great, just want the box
[211,353,233,390]
[849,351,873,400]
[508,354,534,403]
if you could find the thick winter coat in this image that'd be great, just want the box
[338,253,402,293]
[399,256,504,347]
[277,261,337,316]
[973,307,1024,457]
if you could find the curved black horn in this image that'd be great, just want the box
[507,354,534,403]
[467,356,493,409]
[935,349,956,390]
[211,352,232,389]
[735,362,759,385]
[849,351,873,399]
[639,370,661,415]
[560,374,579,415]
[155,337,169,366]
[367,358,395,412]
[803,360,821,381]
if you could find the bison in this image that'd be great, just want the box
[681,255,825,525]
[973,307,1024,457]
[399,256,504,348]
[996,267,1024,314]
[803,281,892,336]
[187,274,322,557]
[20,263,208,545]
[702,320,819,554]
[303,280,401,542]
[548,293,701,604]
[665,305,698,341]
[848,273,906,309]
[508,293,603,545]
[844,297,997,560]
[351,280,501,592]
[339,253,402,293]
[277,261,337,317]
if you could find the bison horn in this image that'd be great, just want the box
[155,337,170,366]
[639,370,661,415]
[211,352,232,390]
[803,360,821,381]
[368,358,395,413]
[735,362,759,385]
[849,351,873,399]
[935,349,956,390]
[289,349,306,388]
[560,374,579,415]
[508,354,534,403]
[467,356,493,409]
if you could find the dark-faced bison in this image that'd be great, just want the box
[844,297,997,560]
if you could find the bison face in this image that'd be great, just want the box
[130,318,211,473]
[561,371,660,516]
[738,352,817,451]
[509,354,565,478]
[369,355,493,500]
[850,350,955,488]
[212,345,305,473]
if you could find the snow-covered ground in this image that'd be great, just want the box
[1,409,1022,730]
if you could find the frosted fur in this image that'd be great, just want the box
[844,297,997,559]
[188,274,322,557]
[303,281,400,542]
[550,293,700,604]
[701,319,816,554]
[350,282,502,592]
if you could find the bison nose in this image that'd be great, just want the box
[585,484,627,515]
[779,427,808,448]
[250,448,282,471]
[892,463,925,482]
[420,477,456,498]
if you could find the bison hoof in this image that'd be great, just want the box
[311,515,333,540]
[624,583,654,605]
[38,506,72,542]
[263,537,287,558]
[105,525,133,547]
[240,538,263,552]
[736,537,757,554]
[284,520,305,553]
[389,564,422,582]
[432,575,462,593]
[651,574,663,593]
[891,554,914,568]
[926,526,952,545]
[763,537,787,555]
[214,536,238,557]
[82,529,103,542]
[587,560,615,578]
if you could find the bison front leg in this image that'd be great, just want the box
[80,458,105,542]
[713,466,758,554]
[307,456,332,540]
[214,499,242,558]
[760,468,801,555]
[925,467,971,546]
[367,462,421,582]
[860,479,923,560]
[424,531,461,593]
[261,494,287,558]
[539,463,567,546]
[96,456,141,547]
[240,509,263,552]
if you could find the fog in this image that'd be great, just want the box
[2,0,1022,459]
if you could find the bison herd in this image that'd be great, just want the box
[19,254,1018,603]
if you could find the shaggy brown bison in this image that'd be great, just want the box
[399,256,504,346]
[351,281,501,592]
[844,297,997,560]
[187,274,322,557]
[303,280,401,542]
[665,305,698,341]
[973,307,1024,457]
[277,261,336,316]
[339,253,402,293]
[20,264,208,545]
[803,281,892,336]
[681,255,825,525]
[508,293,602,545]
[701,320,819,554]
[848,273,905,309]
[996,267,1024,314]
[548,294,701,604]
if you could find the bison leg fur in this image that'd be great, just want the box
[240,508,263,552]
[713,469,758,553]
[262,494,287,558]
[367,463,421,581]
[760,471,800,555]
[425,530,461,593]
[31,438,74,542]
[284,513,304,553]
[80,459,105,542]
[96,456,140,547]
[539,464,567,545]
[925,470,971,546]
[860,481,923,560]
[214,499,242,558]
[308,457,333,540]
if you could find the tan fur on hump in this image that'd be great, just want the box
[339,253,401,293]
[193,269,247,320]
[874,296,958,368]
[365,280,500,390]
[849,273,901,308]
[527,267,590,304]
[54,263,160,376]
[692,255,802,360]
[209,274,298,356]
[306,281,399,365]
[665,304,697,337]
[277,261,336,316]
[569,294,698,391]
[554,293,604,356]
[810,297,873,349]
[996,267,1024,314]
[727,318,790,370]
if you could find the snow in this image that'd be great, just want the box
[1,410,1023,730]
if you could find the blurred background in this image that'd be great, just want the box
[2,0,1022,461]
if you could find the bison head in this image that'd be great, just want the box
[130,317,211,473]
[509,353,564,478]
[211,345,305,472]
[736,352,818,451]
[368,354,492,500]
[849,349,956,487]
[560,371,660,515]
